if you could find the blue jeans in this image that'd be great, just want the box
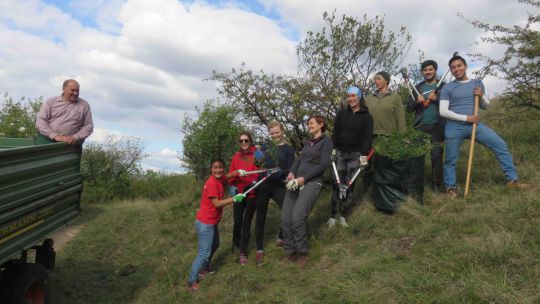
[188,220,219,284]
[444,122,518,188]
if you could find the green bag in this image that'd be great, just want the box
[372,154,425,213]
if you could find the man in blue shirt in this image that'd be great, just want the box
[439,55,526,198]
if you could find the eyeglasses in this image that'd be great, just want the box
[238,139,250,143]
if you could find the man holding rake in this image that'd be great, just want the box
[439,55,526,198]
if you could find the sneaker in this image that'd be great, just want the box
[327,218,336,228]
[276,238,284,247]
[446,187,457,199]
[507,180,532,189]
[186,282,200,292]
[256,251,265,267]
[339,217,349,228]
[239,254,248,265]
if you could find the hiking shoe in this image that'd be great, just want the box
[446,187,457,199]
[276,238,284,247]
[339,217,349,228]
[186,282,200,292]
[256,251,265,267]
[239,254,248,265]
[327,218,336,228]
[507,180,532,189]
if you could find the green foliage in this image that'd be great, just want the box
[0,93,42,138]
[373,129,431,160]
[211,67,316,150]
[297,11,412,95]
[460,0,539,112]
[130,171,195,201]
[182,102,243,179]
[81,135,146,203]
[211,12,412,151]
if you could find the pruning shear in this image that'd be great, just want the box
[241,168,281,196]
[332,149,374,200]
[242,167,281,176]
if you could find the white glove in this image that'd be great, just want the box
[237,169,247,177]
[359,155,368,167]
[286,179,299,191]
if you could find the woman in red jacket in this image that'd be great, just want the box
[228,131,260,265]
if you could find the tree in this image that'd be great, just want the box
[210,12,412,149]
[0,93,42,138]
[182,102,244,179]
[81,135,146,202]
[297,12,411,98]
[460,0,539,112]
[211,66,318,150]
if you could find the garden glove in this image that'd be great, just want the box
[254,150,264,160]
[229,185,238,195]
[286,179,299,191]
[237,169,247,177]
[359,155,368,168]
[233,193,246,203]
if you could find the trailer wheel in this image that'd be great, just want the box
[2,263,49,304]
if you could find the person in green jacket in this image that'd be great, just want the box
[365,71,406,135]
[363,72,407,212]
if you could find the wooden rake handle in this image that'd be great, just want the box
[464,95,480,197]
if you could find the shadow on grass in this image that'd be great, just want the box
[49,259,151,304]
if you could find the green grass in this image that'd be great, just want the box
[50,112,540,303]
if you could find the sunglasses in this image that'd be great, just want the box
[238,139,250,143]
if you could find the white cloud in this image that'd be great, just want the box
[68,0,125,33]
[144,147,184,173]
[117,0,297,76]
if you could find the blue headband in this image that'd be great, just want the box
[347,86,362,97]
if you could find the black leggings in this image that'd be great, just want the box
[239,181,285,252]
[232,197,254,250]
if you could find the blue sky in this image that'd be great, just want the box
[1,0,531,172]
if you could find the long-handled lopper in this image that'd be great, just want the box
[332,149,375,200]
[241,167,281,176]
[241,168,281,196]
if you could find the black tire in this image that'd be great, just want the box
[1,263,50,304]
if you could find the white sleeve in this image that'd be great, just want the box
[440,99,467,122]
[479,95,490,109]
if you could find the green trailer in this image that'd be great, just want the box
[0,137,82,304]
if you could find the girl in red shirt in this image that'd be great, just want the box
[187,159,246,291]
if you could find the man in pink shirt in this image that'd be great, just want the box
[36,79,93,145]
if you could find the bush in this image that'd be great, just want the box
[182,102,244,180]
[373,129,431,160]
[81,135,145,203]
[130,171,198,201]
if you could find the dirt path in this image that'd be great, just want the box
[51,224,85,251]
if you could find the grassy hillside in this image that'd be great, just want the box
[50,113,539,303]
